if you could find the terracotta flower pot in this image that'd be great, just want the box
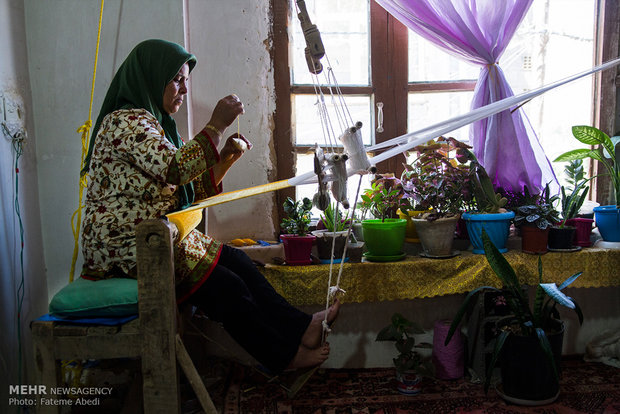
[520,225,549,254]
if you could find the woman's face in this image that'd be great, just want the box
[162,63,189,114]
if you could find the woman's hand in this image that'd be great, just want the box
[219,133,252,164]
[206,95,245,134]
[213,133,252,185]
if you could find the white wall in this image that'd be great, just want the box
[187,0,277,242]
[27,0,278,300]
[0,0,47,408]
[25,0,188,299]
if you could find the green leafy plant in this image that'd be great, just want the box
[564,159,587,193]
[376,313,432,375]
[401,137,472,221]
[456,147,508,213]
[513,184,560,229]
[445,230,583,392]
[320,203,350,232]
[556,160,591,228]
[359,175,405,222]
[555,125,620,207]
[280,197,313,236]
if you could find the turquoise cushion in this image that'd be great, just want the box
[49,277,138,317]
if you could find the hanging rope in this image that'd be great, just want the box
[69,0,105,282]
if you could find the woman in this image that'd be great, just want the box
[80,39,339,373]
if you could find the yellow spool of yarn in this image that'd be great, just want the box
[167,209,203,242]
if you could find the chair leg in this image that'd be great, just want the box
[31,321,60,414]
[175,334,218,414]
[141,332,180,414]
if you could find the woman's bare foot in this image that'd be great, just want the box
[301,298,341,349]
[287,343,330,370]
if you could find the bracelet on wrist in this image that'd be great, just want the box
[204,124,223,138]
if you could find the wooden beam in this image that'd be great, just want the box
[371,0,408,176]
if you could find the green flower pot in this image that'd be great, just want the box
[361,219,407,257]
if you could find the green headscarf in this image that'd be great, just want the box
[82,39,197,209]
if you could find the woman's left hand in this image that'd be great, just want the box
[220,133,252,164]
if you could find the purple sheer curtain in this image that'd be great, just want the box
[375,0,557,193]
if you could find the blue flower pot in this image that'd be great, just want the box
[462,211,515,254]
[593,205,620,242]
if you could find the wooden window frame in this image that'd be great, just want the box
[592,0,620,204]
[272,0,619,227]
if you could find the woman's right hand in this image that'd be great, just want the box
[206,95,245,134]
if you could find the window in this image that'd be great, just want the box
[273,0,618,222]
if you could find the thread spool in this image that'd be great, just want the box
[339,123,370,173]
[432,319,464,380]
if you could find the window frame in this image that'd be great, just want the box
[272,0,619,227]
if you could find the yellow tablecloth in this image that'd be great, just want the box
[260,248,620,306]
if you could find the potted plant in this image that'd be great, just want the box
[513,185,560,254]
[396,197,427,244]
[376,313,433,395]
[359,175,407,261]
[280,197,316,265]
[456,147,515,254]
[312,203,350,263]
[402,137,472,257]
[555,125,620,242]
[548,161,592,250]
[561,160,595,247]
[445,230,584,403]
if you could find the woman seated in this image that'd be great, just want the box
[80,39,340,373]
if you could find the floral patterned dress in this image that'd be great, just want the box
[81,108,223,301]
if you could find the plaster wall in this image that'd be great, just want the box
[0,0,47,407]
[187,0,277,242]
[25,0,187,299]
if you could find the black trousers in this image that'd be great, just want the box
[187,245,312,373]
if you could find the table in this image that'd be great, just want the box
[260,248,620,306]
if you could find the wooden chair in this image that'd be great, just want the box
[31,219,217,414]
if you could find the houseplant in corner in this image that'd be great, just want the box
[280,197,316,265]
[402,137,472,257]
[555,125,620,243]
[376,312,433,395]
[359,175,407,261]
[445,230,583,404]
[457,147,514,254]
[513,185,560,254]
[312,203,350,263]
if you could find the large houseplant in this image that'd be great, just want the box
[457,147,514,254]
[555,125,620,242]
[359,175,407,260]
[376,313,432,395]
[280,197,316,265]
[445,231,584,402]
[402,137,471,257]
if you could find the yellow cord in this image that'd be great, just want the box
[69,0,105,282]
